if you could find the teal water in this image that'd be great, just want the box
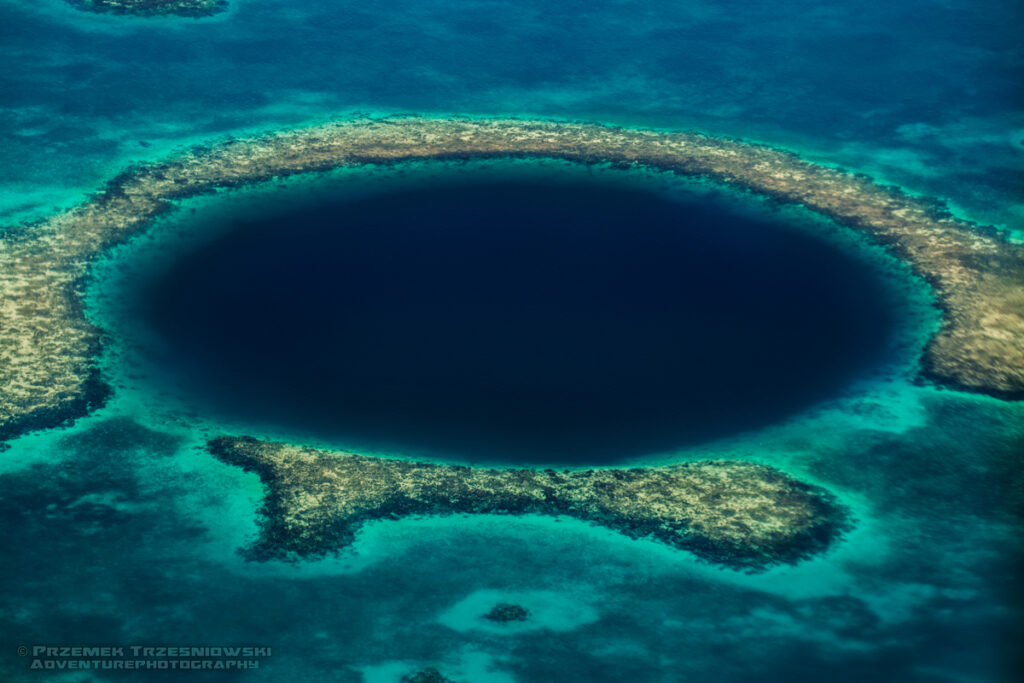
[1,1,1022,681]
[1,0,1022,231]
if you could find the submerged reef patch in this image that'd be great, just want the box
[483,603,531,623]
[1,116,1022,444]
[208,436,851,571]
[401,669,458,683]
[64,0,227,17]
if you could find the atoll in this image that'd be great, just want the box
[207,436,851,571]
[1,116,1020,437]
[65,0,227,17]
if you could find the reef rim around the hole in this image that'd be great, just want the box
[2,115,1019,446]
[2,115,1021,566]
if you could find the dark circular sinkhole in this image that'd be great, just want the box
[138,180,897,464]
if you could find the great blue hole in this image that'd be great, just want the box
[138,180,896,464]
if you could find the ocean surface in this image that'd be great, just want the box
[1,0,1022,681]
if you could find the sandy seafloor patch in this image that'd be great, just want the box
[1,0,1022,681]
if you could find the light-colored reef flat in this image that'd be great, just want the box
[2,116,1022,443]
[208,436,851,570]
[65,0,226,17]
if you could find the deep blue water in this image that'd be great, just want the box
[141,182,894,463]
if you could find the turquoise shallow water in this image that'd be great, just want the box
[1,1,1023,681]
[1,0,1022,231]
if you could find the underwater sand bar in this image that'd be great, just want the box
[209,436,851,570]
[1,116,1022,441]
[65,0,227,18]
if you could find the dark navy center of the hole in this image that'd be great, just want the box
[142,181,895,464]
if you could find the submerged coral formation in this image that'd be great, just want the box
[208,436,851,570]
[65,0,227,17]
[1,117,1021,444]
[483,603,531,623]
[401,668,458,683]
